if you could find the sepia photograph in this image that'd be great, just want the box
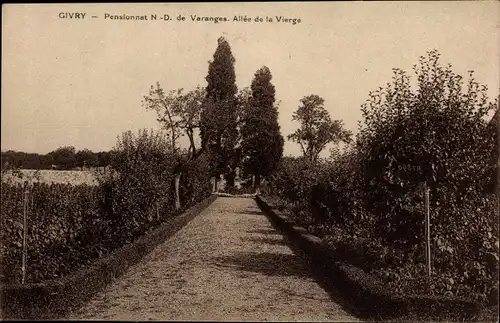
[1,2,499,321]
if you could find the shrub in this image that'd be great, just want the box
[265,156,327,207]
[1,129,212,285]
[265,51,499,307]
[179,151,213,205]
[96,129,178,243]
[354,50,499,304]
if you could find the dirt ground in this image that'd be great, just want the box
[68,197,360,321]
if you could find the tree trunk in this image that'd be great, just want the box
[226,170,236,188]
[187,128,196,159]
[211,176,216,193]
[254,173,261,194]
[174,173,181,209]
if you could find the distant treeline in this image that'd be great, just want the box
[1,146,116,170]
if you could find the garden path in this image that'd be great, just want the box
[69,197,359,321]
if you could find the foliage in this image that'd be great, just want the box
[240,66,284,189]
[265,156,328,210]
[94,150,116,168]
[143,83,205,158]
[313,147,368,231]
[178,150,214,206]
[0,181,103,283]
[75,149,99,168]
[236,87,252,132]
[266,50,499,307]
[1,128,212,285]
[288,95,352,162]
[358,50,495,212]
[200,36,239,181]
[97,129,178,240]
[1,149,114,170]
[355,51,498,303]
[47,146,77,170]
[1,151,53,170]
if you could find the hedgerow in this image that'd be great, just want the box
[0,129,212,285]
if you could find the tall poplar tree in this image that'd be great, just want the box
[241,66,284,192]
[200,37,239,184]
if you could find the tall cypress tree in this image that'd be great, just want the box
[200,37,239,184]
[241,66,284,192]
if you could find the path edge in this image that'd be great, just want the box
[0,194,218,320]
[255,195,481,321]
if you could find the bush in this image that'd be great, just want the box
[265,51,499,307]
[1,129,212,285]
[354,50,499,304]
[179,151,213,205]
[265,156,327,207]
[97,129,178,243]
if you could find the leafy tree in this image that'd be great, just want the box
[96,151,116,168]
[357,50,498,301]
[38,154,54,169]
[288,95,352,162]
[485,100,499,195]
[48,146,76,170]
[241,66,284,192]
[75,149,98,168]
[144,84,205,159]
[358,50,496,208]
[200,37,239,184]
[226,87,253,181]
[1,151,44,169]
[236,87,252,132]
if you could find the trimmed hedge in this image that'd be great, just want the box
[255,195,482,321]
[0,194,217,320]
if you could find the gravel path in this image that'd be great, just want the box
[69,197,360,321]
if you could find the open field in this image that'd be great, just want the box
[1,169,98,186]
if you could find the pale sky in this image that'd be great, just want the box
[2,2,499,157]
